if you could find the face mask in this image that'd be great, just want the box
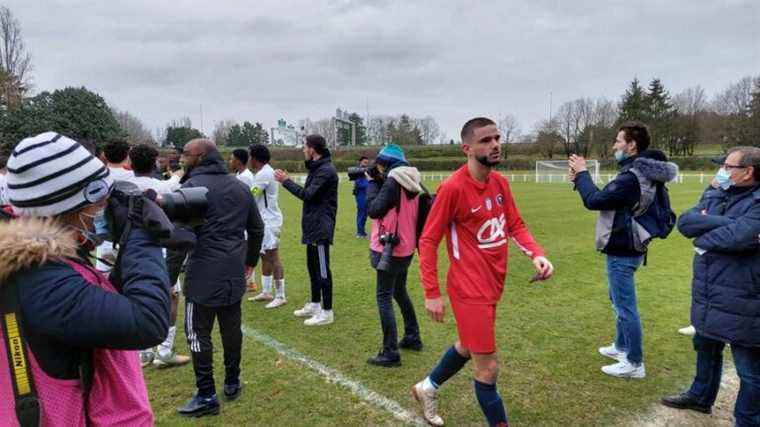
[715,167,734,190]
[614,149,629,162]
[78,208,107,248]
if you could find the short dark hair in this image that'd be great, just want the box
[103,139,131,163]
[618,121,651,153]
[460,117,496,141]
[305,134,328,155]
[728,146,760,181]
[359,156,368,162]
[0,154,8,169]
[249,144,271,164]
[232,148,249,165]
[129,144,159,174]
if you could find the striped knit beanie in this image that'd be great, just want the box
[7,132,113,217]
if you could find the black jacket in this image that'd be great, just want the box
[181,151,264,307]
[282,152,339,245]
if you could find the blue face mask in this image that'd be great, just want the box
[78,208,108,248]
[715,167,734,190]
[614,149,629,162]
[93,211,109,238]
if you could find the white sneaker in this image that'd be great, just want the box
[304,310,334,326]
[294,302,321,318]
[678,325,696,336]
[248,292,274,302]
[265,297,287,309]
[139,350,155,368]
[602,359,646,378]
[598,343,627,361]
[412,381,444,426]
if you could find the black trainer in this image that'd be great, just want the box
[224,383,243,401]
[177,393,220,417]
[661,392,712,414]
[367,352,401,367]
[398,337,423,351]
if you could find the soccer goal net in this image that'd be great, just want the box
[535,159,600,183]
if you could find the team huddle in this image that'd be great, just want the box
[0,116,758,427]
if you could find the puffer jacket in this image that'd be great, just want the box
[180,150,264,307]
[575,155,677,256]
[282,152,339,245]
[677,184,760,347]
[0,217,170,425]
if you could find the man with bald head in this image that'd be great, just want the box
[176,139,265,417]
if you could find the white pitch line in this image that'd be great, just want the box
[241,326,427,426]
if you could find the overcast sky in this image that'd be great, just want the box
[7,0,760,142]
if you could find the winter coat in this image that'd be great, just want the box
[677,184,760,347]
[282,152,339,245]
[180,151,264,307]
[0,217,169,425]
[575,156,677,256]
[367,166,422,264]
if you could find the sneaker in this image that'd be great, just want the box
[139,350,155,368]
[598,343,627,361]
[153,352,191,368]
[304,309,334,326]
[602,359,646,378]
[248,292,274,302]
[223,383,243,401]
[265,297,287,309]
[661,392,711,414]
[177,393,220,417]
[678,325,696,337]
[412,381,444,426]
[294,302,321,318]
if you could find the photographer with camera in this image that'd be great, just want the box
[365,145,423,368]
[176,139,264,417]
[353,156,370,238]
[0,132,172,425]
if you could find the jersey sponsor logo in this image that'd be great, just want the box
[477,213,507,249]
[470,205,482,213]
[485,198,493,211]
[496,194,504,205]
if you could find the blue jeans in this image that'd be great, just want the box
[355,196,367,236]
[687,334,760,427]
[605,254,644,364]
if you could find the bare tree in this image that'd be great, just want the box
[113,109,155,145]
[415,116,440,145]
[0,6,32,108]
[533,119,562,159]
[592,98,617,128]
[212,119,237,146]
[674,86,707,115]
[497,114,520,143]
[712,76,754,115]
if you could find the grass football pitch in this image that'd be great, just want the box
[145,175,709,426]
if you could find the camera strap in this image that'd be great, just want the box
[0,279,41,427]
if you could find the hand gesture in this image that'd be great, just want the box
[425,297,446,323]
[274,169,289,183]
[531,256,554,281]
[568,155,588,173]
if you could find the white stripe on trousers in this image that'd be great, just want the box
[317,244,327,279]
[186,301,200,353]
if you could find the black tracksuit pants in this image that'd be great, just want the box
[307,242,333,310]
[184,300,242,397]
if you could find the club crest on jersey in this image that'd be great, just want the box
[485,198,493,211]
[477,213,507,249]
[495,194,504,205]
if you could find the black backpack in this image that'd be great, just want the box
[415,183,434,248]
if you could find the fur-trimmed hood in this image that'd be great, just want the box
[632,157,678,183]
[0,217,78,283]
[388,166,422,194]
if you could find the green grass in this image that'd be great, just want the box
[145,175,708,426]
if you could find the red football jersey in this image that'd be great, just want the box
[418,165,545,305]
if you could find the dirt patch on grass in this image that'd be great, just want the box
[623,362,738,427]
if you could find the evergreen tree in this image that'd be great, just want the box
[618,78,648,123]
[347,112,367,145]
[645,78,677,151]
[748,78,760,146]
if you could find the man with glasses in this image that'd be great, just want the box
[661,147,760,426]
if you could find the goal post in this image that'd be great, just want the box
[535,159,600,184]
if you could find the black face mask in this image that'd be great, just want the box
[476,155,500,168]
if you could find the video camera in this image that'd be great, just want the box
[347,164,381,181]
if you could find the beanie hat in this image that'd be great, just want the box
[7,132,113,217]
[376,144,407,168]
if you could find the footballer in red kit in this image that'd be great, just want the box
[411,118,554,427]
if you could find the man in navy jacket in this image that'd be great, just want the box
[661,147,760,426]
